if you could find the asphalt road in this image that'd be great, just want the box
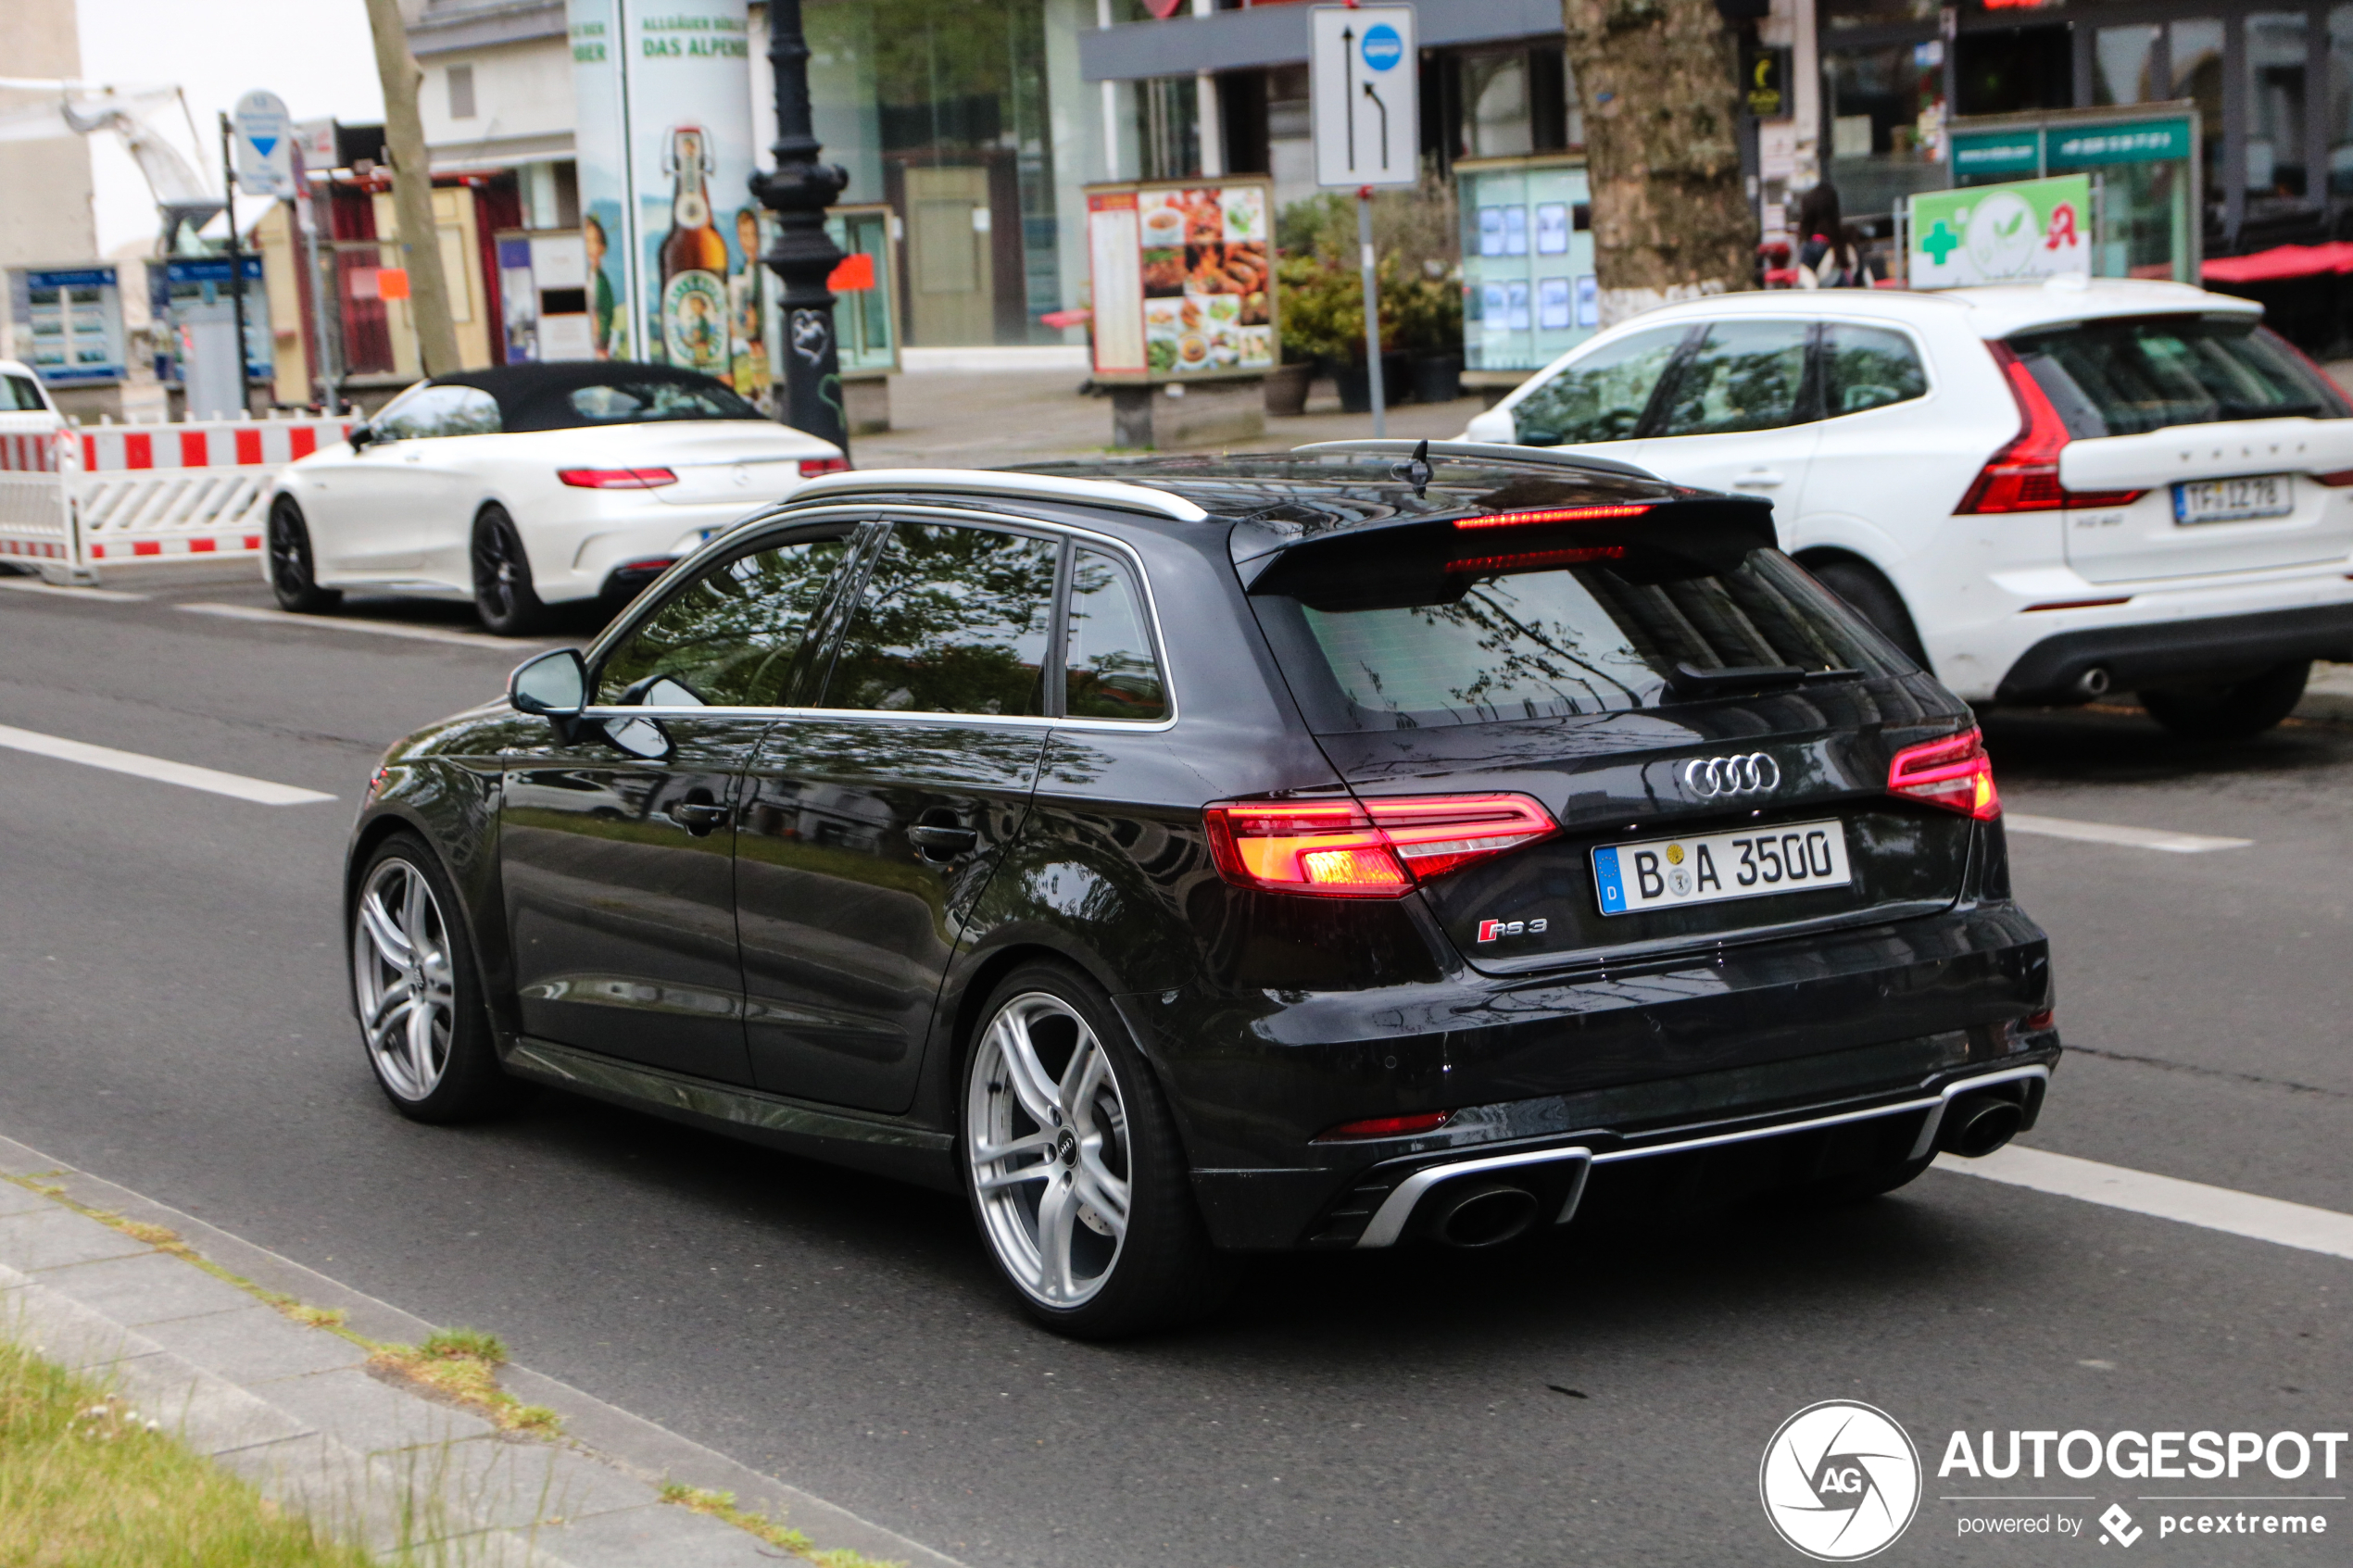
[2,565,2348,1567]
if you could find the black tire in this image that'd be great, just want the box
[471,504,550,635]
[1807,557,1929,667]
[2139,660,2309,741]
[960,961,1232,1338]
[267,498,342,614]
[348,833,522,1123]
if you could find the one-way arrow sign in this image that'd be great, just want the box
[1312,5,1417,189]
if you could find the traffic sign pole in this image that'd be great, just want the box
[217,113,249,414]
[1358,187,1385,437]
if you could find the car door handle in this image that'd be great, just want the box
[1733,470,1784,488]
[669,801,732,834]
[910,822,979,857]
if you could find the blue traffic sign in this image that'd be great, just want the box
[1361,24,1403,70]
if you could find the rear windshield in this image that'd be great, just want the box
[2011,316,2349,438]
[561,379,763,426]
[1252,535,1907,732]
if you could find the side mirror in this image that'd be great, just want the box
[348,422,375,452]
[509,648,586,720]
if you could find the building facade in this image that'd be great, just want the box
[0,0,101,358]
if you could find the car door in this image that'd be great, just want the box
[499,522,859,1084]
[321,384,499,577]
[734,517,1058,1111]
[1635,318,1822,539]
[1793,320,1938,557]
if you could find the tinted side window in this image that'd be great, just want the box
[1064,549,1167,721]
[820,522,1057,716]
[3,374,44,412]
[1511,326,1688,445]
[374,384,501,440]
[596,533,853,707]
[1823,324,1927,416]
[1654,320,1812,437]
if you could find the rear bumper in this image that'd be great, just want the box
[1994,600,2353,703]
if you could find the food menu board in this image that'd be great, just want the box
[1457,156,1598,374]
[1086,178,1277,383]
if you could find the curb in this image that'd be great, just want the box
[0,1133,966,1568]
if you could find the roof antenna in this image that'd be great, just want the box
[1391,437,1432,497]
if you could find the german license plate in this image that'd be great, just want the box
[2173,474,2293,524]
[1592,820,1853,917]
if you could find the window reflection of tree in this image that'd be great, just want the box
[826,524,1059,716]
[596,538,851,707]
[1065,550,1168,721]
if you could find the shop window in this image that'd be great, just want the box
[2331,7,2353,196]
[1956,27,2071,119]
[447,64,475,122]
[2246,12,2310,203]
[1138,76,1201,182]
[2094,26,2160,107]
[1821,0,1936,31]
[2171,19,2226,221]
[1463,48,1533,159]
[1825,42,1948,219]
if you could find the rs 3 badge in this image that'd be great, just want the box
[1476,918,1548,943]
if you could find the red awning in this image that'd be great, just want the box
[2202,242,2353,284]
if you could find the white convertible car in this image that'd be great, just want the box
[265,362,847,633]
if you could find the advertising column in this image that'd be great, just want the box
[569,0,761,389]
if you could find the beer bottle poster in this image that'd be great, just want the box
[566,0,758,385]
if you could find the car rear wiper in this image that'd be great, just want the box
[1667,662,1860,696]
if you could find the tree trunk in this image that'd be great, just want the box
[363,0,462,377]
[1561,0,1756,327]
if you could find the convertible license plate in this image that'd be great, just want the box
[2174,474,2293,524]
[1592,820,1853,916]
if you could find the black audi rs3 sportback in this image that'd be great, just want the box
[345,443,2057,1337]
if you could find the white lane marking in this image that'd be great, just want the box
[178,601,538,650]
[0,722,334,806]
[0,578,147,602]
[1939,1145,2353,1262]
[2006,812,2251,853]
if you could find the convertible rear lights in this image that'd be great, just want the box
[1203,793,1558,898]
[559,467,677,489]
[1447,544,1627,574]
[1888,728,2001,821]
[1315,1111,1453,1142]
[1957,344,2144,514]
[2315,469,2353,486]
[798,457,851,477]
[1453,503,1652,531]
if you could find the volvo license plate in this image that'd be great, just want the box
[2174,475,2293,525]
[1593,820,1853,916]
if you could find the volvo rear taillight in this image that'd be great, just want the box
[1888,728,2001,821]
[1202,794,1558,898]
[559,467,677,489]
[1956,344,2143,514]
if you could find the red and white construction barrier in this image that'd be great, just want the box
[0,414,350,581]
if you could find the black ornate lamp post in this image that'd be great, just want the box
[752,0,851,455]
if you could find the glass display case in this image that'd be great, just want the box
[1454,153,1594,377]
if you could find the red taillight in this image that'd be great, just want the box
[1957,345,2143,514]
[1202,793,1558,898]
[798,456,850,477]
[2023,1008,2056,1032]
[1315,1111,1453,1142]
[1888,727,2001,821]
[2315,469,2353,487]
[559,467,678,489]
[1447,544,1627,574]
[1453,503,1652,530]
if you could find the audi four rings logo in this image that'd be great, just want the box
[1683,752,1782,797]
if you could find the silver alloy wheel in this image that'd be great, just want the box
[966,991,1132,1308]
[352,859,458,1101]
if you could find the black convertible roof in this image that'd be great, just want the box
[427,360,757,433]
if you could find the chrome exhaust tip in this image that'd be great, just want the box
[1939,1094,2025,1159]
[2073,666,2112,700]
[1429,1180,1541,1248]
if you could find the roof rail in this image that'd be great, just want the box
[1291,439,1656,481]
[790,467,1211,522]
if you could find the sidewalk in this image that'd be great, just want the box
[0,1133,963,1568]
[852,367,1488,470]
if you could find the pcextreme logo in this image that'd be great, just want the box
[1760,1400,1924,1561]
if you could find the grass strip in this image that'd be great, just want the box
[0,1335,382,1566]
[657,1483,903,1568]
[4,1173,557,1436]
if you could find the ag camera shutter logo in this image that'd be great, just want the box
[1760,1401,1922,1561]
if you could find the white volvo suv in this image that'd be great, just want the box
[1461,280,2353,738]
